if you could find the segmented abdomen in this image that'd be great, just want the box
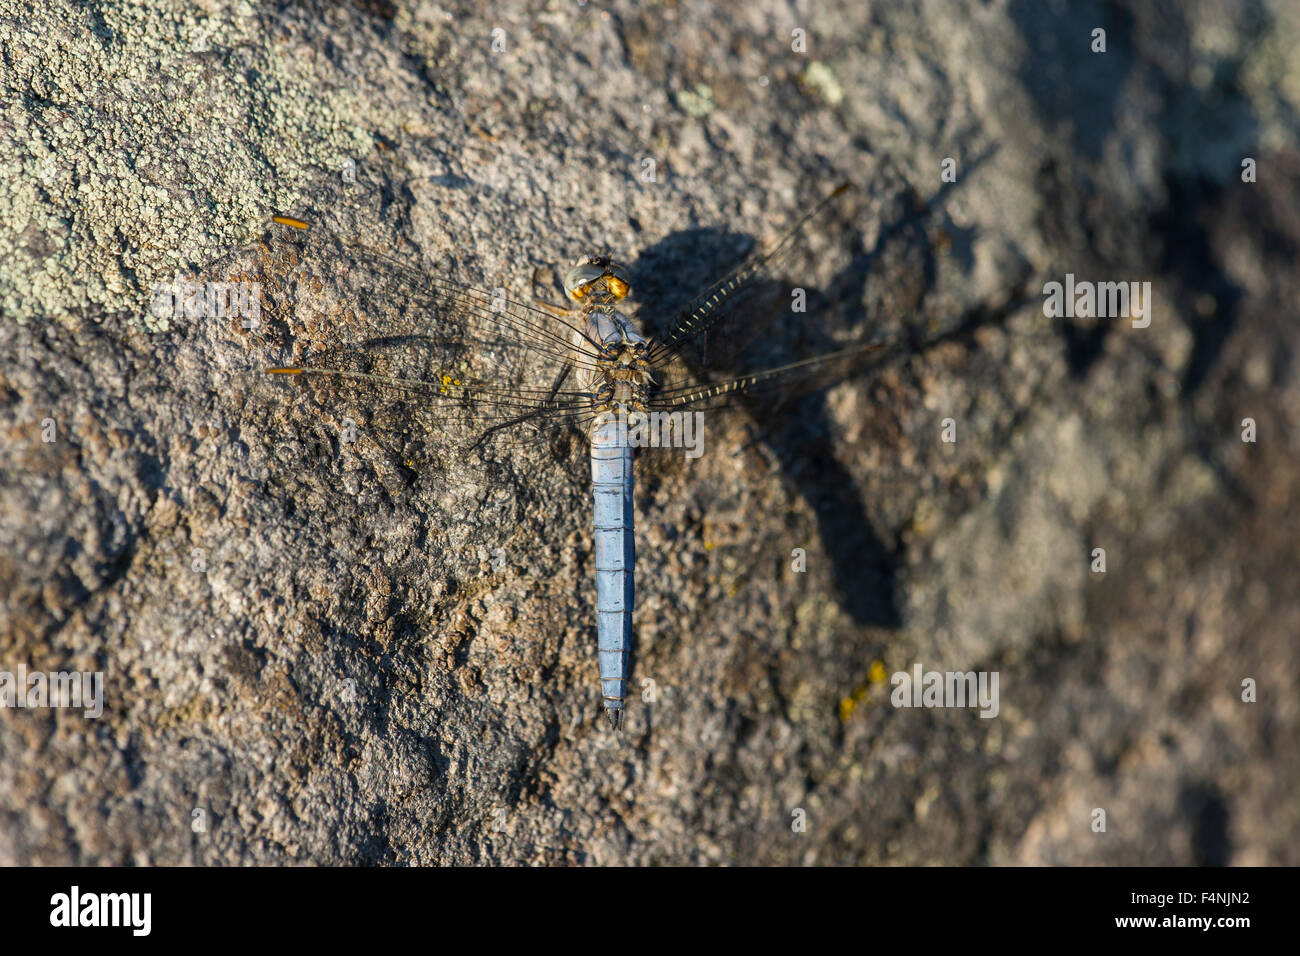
[590,417,634,730]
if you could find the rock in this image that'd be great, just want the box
[0,0,1296,865]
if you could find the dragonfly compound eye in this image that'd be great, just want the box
[564,260,607,300]
[564,258,631,301]
[603,261,632,298]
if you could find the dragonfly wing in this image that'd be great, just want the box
[263,217,604,371]
[647,183,861,366]
[250,218,602,457]
[648,340,891,413]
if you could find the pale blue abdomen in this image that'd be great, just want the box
[590,417,634,730]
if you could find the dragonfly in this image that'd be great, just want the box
[255,184,909,731]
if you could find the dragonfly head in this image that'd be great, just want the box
[564,256,631,303]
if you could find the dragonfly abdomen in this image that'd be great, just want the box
[590,416,634,731]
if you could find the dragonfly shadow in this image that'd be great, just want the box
[624,170,1020,634]
[628,221,907,631]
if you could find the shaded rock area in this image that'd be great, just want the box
[1,0,1296,864]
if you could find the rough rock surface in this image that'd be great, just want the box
[1,0,1297,864]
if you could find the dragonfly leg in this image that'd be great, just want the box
[532,298,574,318]
[468,363,578,454]
[531,265,574,316]
[543,362,574,404]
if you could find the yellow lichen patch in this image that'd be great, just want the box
[838,696,859,722]
[838,659,889,722]
[154,693,217,732]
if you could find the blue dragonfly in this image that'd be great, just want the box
[255,185,914,731]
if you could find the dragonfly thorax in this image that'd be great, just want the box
[574,307,654,414]
[589,342,653,413]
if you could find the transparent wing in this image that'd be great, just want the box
[250,217,605,458]
[264,216,605,374]
[646,183,859,367]
[639,180,891,417]
[647,247,1044,416]
[648,340,890,412]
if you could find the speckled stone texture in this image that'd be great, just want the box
[1,0,1297,864]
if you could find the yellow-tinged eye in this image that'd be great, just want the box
[607,276,628,298]
[571,284,587,299]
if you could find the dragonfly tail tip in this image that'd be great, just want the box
[605,708,623,732]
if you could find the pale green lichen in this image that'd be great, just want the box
[0,0,380,330]
[799,60,844,106]
[676,83,716,118]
